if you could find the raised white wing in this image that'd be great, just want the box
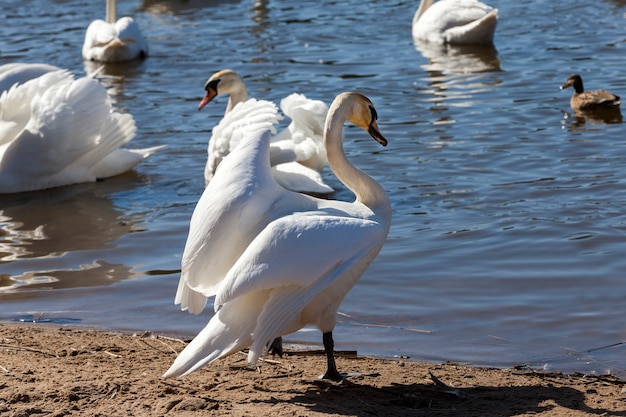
[274,93,328,171]
[178,129,303,314]
[204,98,281,183]
[204,96,331,194]
[2,77,130,174]
[0,71,155,193]
[0,70,73,147]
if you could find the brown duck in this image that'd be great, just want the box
[560,74,620,111]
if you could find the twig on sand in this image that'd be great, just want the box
[429,371,466,399]
[103,350,122,358]
[235,350,282,365]
[0,344,58,357]
[135,336,180,355]
[137,331,187,344]
[133,331,186,355]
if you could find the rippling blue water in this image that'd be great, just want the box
[1,0,626,377]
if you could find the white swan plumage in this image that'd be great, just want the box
[0,63,61,93]
[199,69,332,194]
[164,92,392,381]
[82,0,148,62]
[412,0,498,45]
[0,63,163,193]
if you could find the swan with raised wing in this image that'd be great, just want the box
[164,92,391,381]
[83,0,148,62]
[412,0,498,45]
[0,64,163,193]
[199,69,332,194]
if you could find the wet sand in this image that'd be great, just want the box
[0,322,624,416]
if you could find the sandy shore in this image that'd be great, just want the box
[0,322,624,416]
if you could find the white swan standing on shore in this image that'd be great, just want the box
[164,92,392,381]
[0,64,163,193]
[199,69,332,194]
[82,0,148,62]
[412,0,498,45]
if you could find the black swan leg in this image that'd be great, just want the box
[321,331,343,381]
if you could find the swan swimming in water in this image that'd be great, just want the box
[0,63,163,193]
[164,92,392,381]
[82,0,148,62]
[412,0,498,45]
[199,69,332,194]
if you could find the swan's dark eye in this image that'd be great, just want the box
[205,78,220,92]
[369,105,378,121]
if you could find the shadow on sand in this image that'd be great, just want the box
[258,373,625,416]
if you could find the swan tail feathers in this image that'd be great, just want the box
[445,9,498,44]
[163,292,263,378]
[91,144,165,179]
[162,309,250,378]
[128,144,167,159]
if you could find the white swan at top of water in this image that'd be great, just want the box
[164,92,392,381]
[0,63,164,193]
[412,0,498,45]
[83,0,148,62]
[199,69,332,195]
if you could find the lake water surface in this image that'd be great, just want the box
[1,0,626,377]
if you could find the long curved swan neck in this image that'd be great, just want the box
[221,71,249,114]
[413,0,434,26]
[106,0,117,24]
[324,97,389,212]
[226,87,248,113]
